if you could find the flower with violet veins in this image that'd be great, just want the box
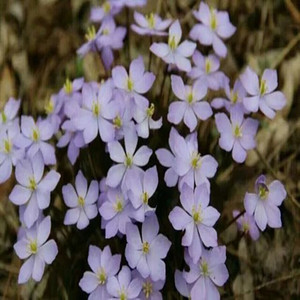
[134,102,162,139]
[15,116,56,165]
[244,175,286,231]
[0,120,24,183]
[73,81,117,144]
[99,187,134,238]
[232,210,260,241]
[156,127,218,190]
[0,97,21,131]
[188,50,227,91]
[63,171,99,230]
[13,216,58,284]
[131,11,172,36]
[107,266,142,299]
[169,183,220,263]
[211,78,248,113]
[112,56,155,110]
[127,166,158,222]
[190,2,236,57]
[125,214,171,281]
[90,1,122,23]
[183,246,229,300]
[106,128,152,189]
[215,104,259,163]
[150,20,196,72]
[168,75,212,132]
[240,67,286,119]
[79,245,121,300]
[133,270,165,300]
[9,152,60,228]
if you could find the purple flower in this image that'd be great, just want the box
[106,128,152,189]
[13,216,58,284]
[244,175,286,231]
[15,116,56,165]
[150,20,196,72]
[0,120,24,183]
[127,166,158,222]
[240,67,286,119]
[156,128,218,190]
[107,266,142,299]
[188,51,226,90]
[215,104,259,163]
[190,2,236,57]
[233,210,260,241]
[79,245,121,299]
[112,56,155,110]
[0,97,21,131]
[99,187,134,238]
[134,103,162,138]
[60,77,84,107]
[112,0,147,8]
[169,184,220,263]
[131,12,172,36]
[168,75,212,131]
[63,171,99,230]
[175,270,192,299]
[9,153,60,228]
[211,78,248,112]
[125,214,171,281]
[77,25,101,57]
[44,94,63,134]
[90,2,122,23]
[73,81,117,143]
[133,270,165,300]
[96,18,127,70]
[184,246,229,300]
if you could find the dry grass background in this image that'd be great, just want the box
[0,0,300,299]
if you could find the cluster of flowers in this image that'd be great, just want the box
[0,0,288,299]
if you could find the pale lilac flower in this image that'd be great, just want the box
[169,184,220,262]
[99,187,134,238]
[13,216,58,284]
[15,116,56,165]
[127,166,158,222]
[96,18,127,70]
[77,26,102,57]
[79,245,121,300]
[0,97,21,131]
[9,153,60,228]
[90,1,122,23]
[112,0,147,8]
[188,51,226,90]
[63,171,99,230]
[150,20,196,72]
[134,103,162,138]
[240,67,286,119]
[133,270,165,300]
[156,128,218,190]
[211,78,248,112]
[233,210,260,241]
[215,104,259,163]
[112,56,155,110]
[107,266,142,300]
[184,246,229,300]
[57,119,85,165]
[106,128,152,189]
[44,94,63,134]
[125,214,171,281]
[175,270,192,299]
[244,175,286,231]
[190,2,236,57]
[168,75,212,132]
[73,81,117,143]
[59,77,84,109]
[0,120,24,183]
[131,12,172,36]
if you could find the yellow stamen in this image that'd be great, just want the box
[32,128,40,142]
[97,268,107,284]
[29,240,38,254]
[233,124,242,138]
[4,139,12,153]
[205,59,211,74]
[125,155,133,167]
[102,1,111,14]
[168,35,177,50]
[192,205,202,224]
[45,98,54,115]
[146,103,155,117]
[258,185,268,200]
[191,152,201,169]
[127,78,134,91]
[146,13,155,29]
[143,281,153,299]
[142,192,149,204]
[142,241,150,254]
[78,196,85,206]
[259,79,267,95]
[85,26,96,41]
[210,9,217,30]
[1,111,7,123]
[114,197,123,212]
[113,115,122,129]
[29,177,37,191]
[200,260,210,276]
[92,101,100,116]
[231,91,238,104]
[64,78,73,94]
